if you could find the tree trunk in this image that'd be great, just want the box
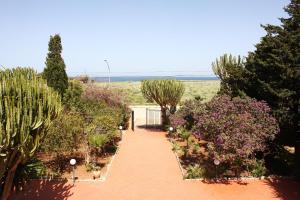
[161,107,168,128]
[1,157,21,200]
[294,102,300,177]
[295,139,300,177]
[85,145,91,164]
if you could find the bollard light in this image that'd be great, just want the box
[70,158,76,184]
[214,159,220,179]
[213,159,220,166]
[70,159,76,166]
[168,127,174,137]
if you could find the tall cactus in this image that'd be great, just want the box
[0,67,61,200]
[141,80,185,127]
[212,54,244,95]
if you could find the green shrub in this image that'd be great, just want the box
[13,158,47,191]
[186,164,205,179]
[177,129,192,157]
[89,134,109,150]
[172,142,183,154]
[249,159,267,177]
[63,80,84,110]
[40,110,85,154]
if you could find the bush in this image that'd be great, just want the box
[13,158,46,191]
[63,80,84,110]
[82,85,131,129]
[82,84,125,107]
[249,159,267,177]
[171,95,279,177]
[186,164,205,179]
[74,75,90,83]
[40,83,130,171]
[40,110,85,154]
[170,98,203,130]
[89,134,109,150]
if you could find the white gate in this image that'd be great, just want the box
[146,108,161,128]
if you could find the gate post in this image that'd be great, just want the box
[146,108,148,128]
[131,110,134,131]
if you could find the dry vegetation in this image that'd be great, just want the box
[95,80,220,105]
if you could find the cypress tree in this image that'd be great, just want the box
[241,0,300,161]
[43,34,68,97]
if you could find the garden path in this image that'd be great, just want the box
[12,112,300,200]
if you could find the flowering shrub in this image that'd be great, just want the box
[82,84,125,107]
[170,98,203,129]
[82,85,131,129]
[171,95,279,176]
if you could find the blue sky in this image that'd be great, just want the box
[0,0,289,76]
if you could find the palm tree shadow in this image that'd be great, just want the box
[264,178,300,200]
[11,179,73,200]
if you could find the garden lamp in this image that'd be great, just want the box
[70,158,77,184]
[214,159,220,179]
[168,127,174,136]
[214,159,220,166]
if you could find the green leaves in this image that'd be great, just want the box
[43,34,68,97]
[212,53,245,96]
[89,134,109,149]
[141,79,185,126]
[40,110,84,154]
[141,79,185,108]
[242,0,300,148]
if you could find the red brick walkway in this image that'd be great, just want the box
[12,128,300,200]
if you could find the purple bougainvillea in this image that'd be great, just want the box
[82,85,125,107]
[171,95,279,173]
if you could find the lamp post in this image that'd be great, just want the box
[70,158,77,184]
[119,125,123,140]
[168,126,174,138]
[104,59,111,85]
[214,159,220,179]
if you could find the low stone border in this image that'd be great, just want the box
[168,137,291,182]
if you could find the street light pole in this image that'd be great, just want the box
[119,126,123,140]
[70,158,77,185]
[104,59,111,85]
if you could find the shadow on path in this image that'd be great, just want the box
[201,179,248,185]
[136,125,162,131]
[11,179,73,200]
[264,179,300,200]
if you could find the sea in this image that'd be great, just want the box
[91,76,218,82]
